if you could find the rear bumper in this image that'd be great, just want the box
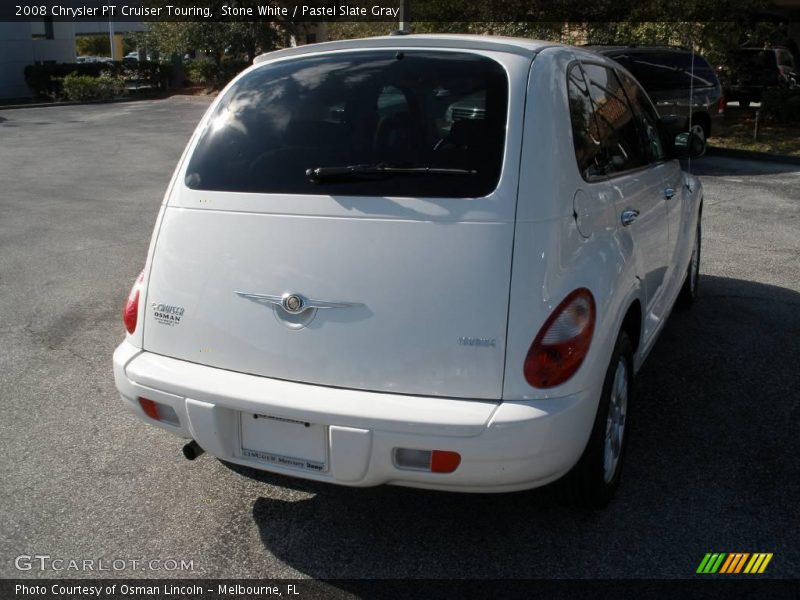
[113,341,600,493]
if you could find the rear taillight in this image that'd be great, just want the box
[524,288,596,389]
[122,270,144,334]
[718,93,726,115]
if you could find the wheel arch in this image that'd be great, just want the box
[620,299,643,357]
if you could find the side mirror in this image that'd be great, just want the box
[673,131,706,159]
[658,115,689,139]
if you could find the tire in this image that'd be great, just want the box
[559,331,634,509]
[689,119,709,156]
[677,215,702,308]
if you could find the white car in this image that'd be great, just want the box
[113,35,704,507]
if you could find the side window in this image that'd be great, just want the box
[777,49,794,69]
[616,69,665,163]
[566,64,605,179]
[582,63,647,174]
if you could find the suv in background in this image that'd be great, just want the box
[586,46,724,145]
[720,47,798,108]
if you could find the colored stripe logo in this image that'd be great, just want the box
[697,552,773,574]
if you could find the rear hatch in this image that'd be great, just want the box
[142,49,521,400]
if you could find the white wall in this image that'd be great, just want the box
[0,22,35,99]
[31,22,76,63]
[0,21,77,100]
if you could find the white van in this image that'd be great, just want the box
[113,35,704,507]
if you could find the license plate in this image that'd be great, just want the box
[239,412,328,473]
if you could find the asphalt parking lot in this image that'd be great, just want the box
[0,98,798,581]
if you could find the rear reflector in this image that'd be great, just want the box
[138,397,179,426]
[393,448,461,473]
[431,450,461,473]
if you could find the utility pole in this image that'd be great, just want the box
[108,16,116,60]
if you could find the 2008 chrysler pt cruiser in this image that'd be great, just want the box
[113,35,704,507]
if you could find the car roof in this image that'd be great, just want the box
[254,34,558,64]
[738,46,788,52]
[584,45,692,55]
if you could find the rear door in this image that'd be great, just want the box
[615,68,688,295]
[143,50,526,400]
[581,63,670,338]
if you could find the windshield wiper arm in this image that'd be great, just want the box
[305,163,477,182]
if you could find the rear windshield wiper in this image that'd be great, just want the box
[305,163,477,182]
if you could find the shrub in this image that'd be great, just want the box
[185,58,218,86]
[785,96,800,124]
[25,63,101,99]
[185,58,249,89]
[116,60,173,88]
[761,88,800,123]
[62,73,126,101]
[24,61,172,100]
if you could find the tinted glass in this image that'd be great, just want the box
[184,51,508,198]
[566,64,606,179]
[733,50,781,85]
[582,63,646,174]
[616,69,665,163]
[614,51,717,91]
[736,49,776,72]
[776,49,795,68]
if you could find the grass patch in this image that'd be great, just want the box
[709,107,800,157]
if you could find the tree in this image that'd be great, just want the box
[76,34,110,57]
[141,0,293,65]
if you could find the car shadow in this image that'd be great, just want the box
[688,154,800,176]
[230,275,799,580]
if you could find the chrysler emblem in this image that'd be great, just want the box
[282,293,305,314]
[235,290,364,315]
[235,290,365,330]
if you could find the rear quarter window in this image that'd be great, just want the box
[566,64,605,179]
[582,63,647,174]
[184,51,509,198]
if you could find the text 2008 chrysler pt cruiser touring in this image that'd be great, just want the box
[113,35,704,507]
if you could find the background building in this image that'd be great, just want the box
[0,20,76,100]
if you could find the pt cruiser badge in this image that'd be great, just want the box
[151,303,184,326]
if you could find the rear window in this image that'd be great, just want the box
[184,51,509,198]
[612,51,717,92]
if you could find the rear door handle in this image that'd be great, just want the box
[664,187,676,199]
[621,209,640,227]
